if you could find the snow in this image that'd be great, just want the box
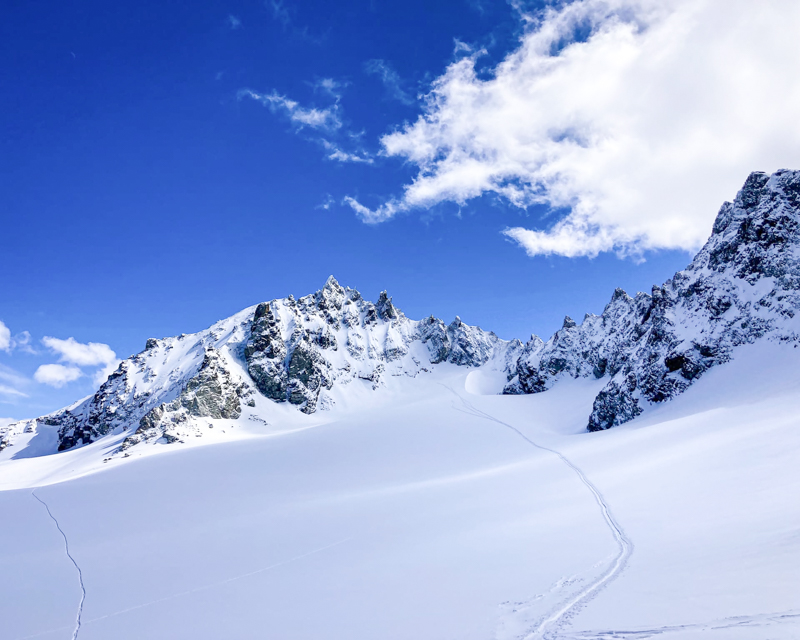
[1,343,799,639]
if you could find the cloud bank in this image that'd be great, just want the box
[349,0,800,257]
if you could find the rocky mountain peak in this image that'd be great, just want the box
[20,278,514,454]
[506,169,800,431]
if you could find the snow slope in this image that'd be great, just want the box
[1,343,798,640]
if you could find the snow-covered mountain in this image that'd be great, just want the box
[3,170,800,640]
[505,169,800,430]
[3,169,800,459]
[0,278,516,455]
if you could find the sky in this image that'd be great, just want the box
[3,0,800,418]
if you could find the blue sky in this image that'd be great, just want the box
[3,0,799,418]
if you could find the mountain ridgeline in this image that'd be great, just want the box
[11,278,516,454]
[3,169,800,455]
[504,169,800,429]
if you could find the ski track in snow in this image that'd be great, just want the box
[80,537,351,627]
[441,385,633,640]
[10,537,351,640]
[31,491,86,640]
[565,608,800,638]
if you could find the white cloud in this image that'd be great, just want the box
[316,194,335,210]
[0,363,29,399]
[42,336,117,367]
[34,364,83,388]
[227,15,242,30]
[0,323,35,354]
[240,87,373,164]
[312,77,347,101]
[320,140,373,164]
[238,89,341,131]
[364,59,414,105]
[0,385,27,399]
[40,336,120,387]
[356,0,800,257]
[0,322,9,352]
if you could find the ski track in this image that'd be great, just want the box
[10,537,351,640]
[441,384,633,640]
[565,608,800,638]
[31,491,86,640]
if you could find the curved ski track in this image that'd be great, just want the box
[441,385,633,640]
[565,608,800,638]
[32,491,86,640]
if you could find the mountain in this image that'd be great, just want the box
[3,171,800,640]
[3,169,800,458]
[504,169,800,430]
[0,277,517,455]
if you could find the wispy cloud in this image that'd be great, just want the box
[312,77,348,101]
[269,0,327,44]
[270,0,291,28]
[364,59,414,105]
[239,87,372,164]
[0,363,29,400]
[227,15,242,30]
[0,321,35,354]
[350,0,800,258]
[238,89,341,131]
[316,194,336,210]
[0,322,9,352]
[320,140,373,164]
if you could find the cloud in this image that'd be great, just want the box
[238,89,341,131]
[0,364,29,399]
[0,322,35,354]
[0,384,27,398]
[320,140,373,164]
[34,364,83,388]
[357,0,800,257]
[271,0,291,28]
[40,336,120,387]
[0,322,9,352]
[42,336,117,367]
[240,87,373,164]
[227,15,242,30]
[316,194,336,210]
[312,77,347,101]
[364,59,414,105]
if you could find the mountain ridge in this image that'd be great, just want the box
[2,169,800,457]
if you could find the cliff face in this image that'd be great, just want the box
[505,170,800,430]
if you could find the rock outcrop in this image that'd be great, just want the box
[117,348,252,451]
[243,276,510,414]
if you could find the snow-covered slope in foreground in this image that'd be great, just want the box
[1,342,798,640]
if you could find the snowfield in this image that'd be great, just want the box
[2,342,798,640]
